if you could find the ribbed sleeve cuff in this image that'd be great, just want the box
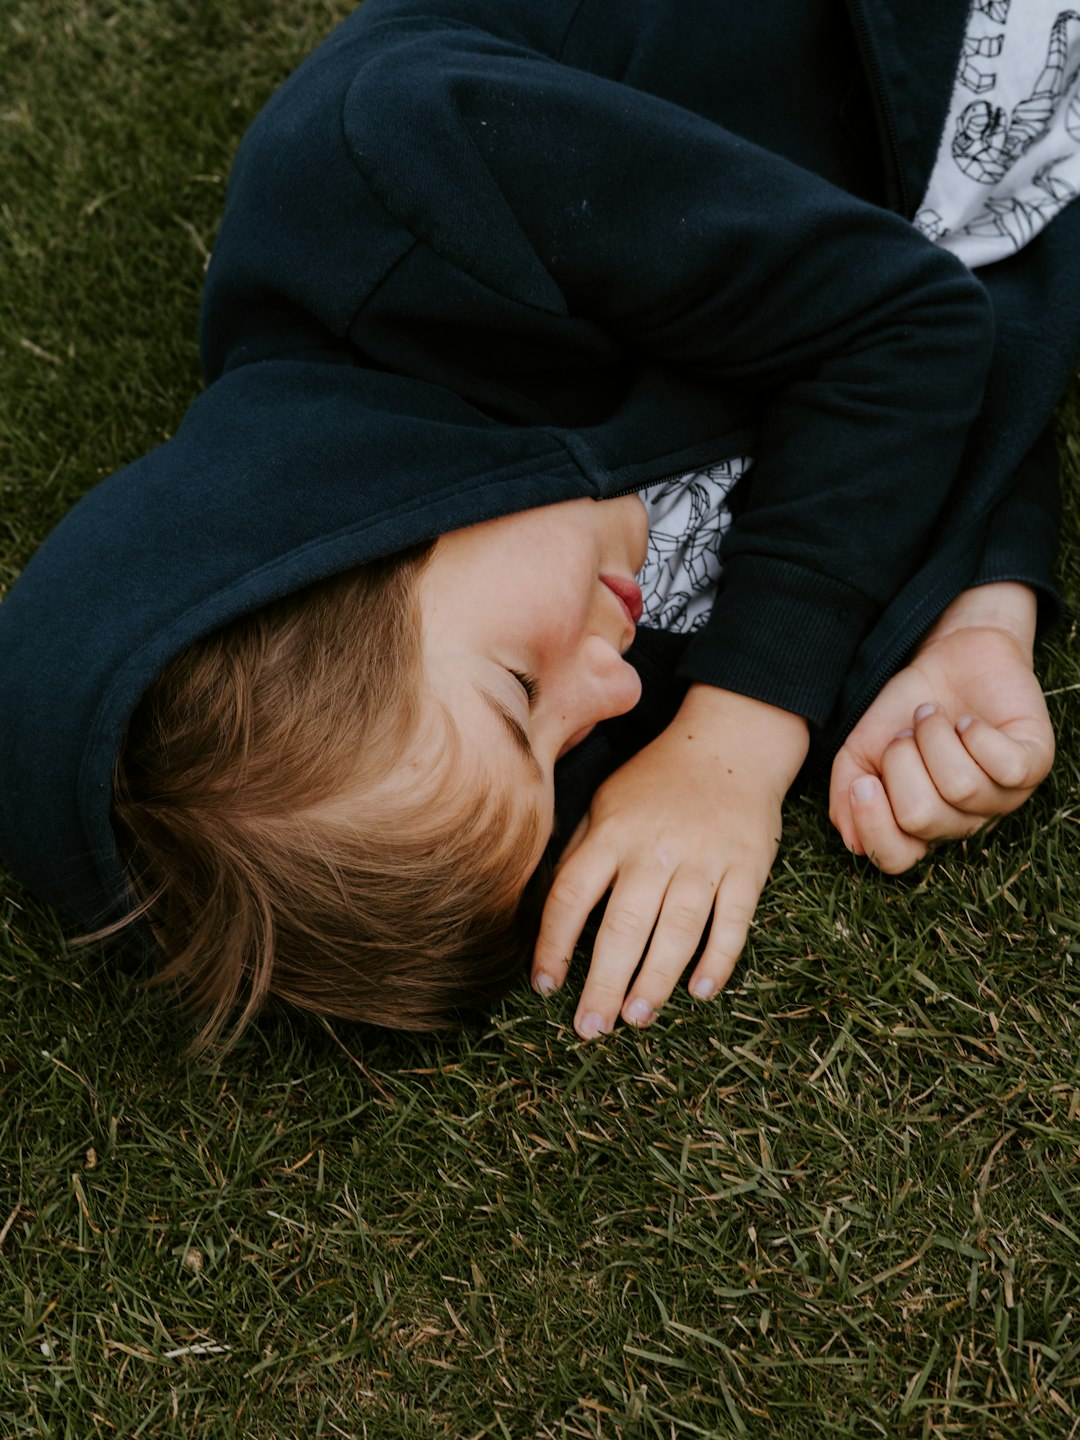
[675,556,879,728]
[969,506,1065,636]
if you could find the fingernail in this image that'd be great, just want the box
[893,727,914,740]
[690,977,716,1000]
[851,777,878,803]
[913,703,937,723]
[577,1011,611,1040]
[956,714,974,734]
[625,997,655,1026]
[534,973,556,996]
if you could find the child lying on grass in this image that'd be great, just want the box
[1,0,1077,1048]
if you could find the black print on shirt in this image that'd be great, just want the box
[953,10,1080,183]
[958,28,1006,97]
[916,7,1080,254]
[638,462,742,634]
[963,153,1078,247]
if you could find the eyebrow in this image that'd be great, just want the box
[475,685,544,786]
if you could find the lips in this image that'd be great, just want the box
[600,573,643,625]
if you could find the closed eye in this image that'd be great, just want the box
[510,669,540,706]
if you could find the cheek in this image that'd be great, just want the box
[530,597,594,665]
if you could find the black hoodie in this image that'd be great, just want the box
[1,0,1078,925]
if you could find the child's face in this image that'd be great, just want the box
[418,495,649,831]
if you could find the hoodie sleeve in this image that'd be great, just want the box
[967,424,1065,634]
[207,10,995,726]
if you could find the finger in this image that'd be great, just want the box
[829,748,866,854]
[956,712,1054,797]
[688,866,766,999]
[848,773,928,873]
[556,811,591,866]
[531,832,616,995]
[909,703,1003,815]
[880,732,977,842]
[620,867,720,1026]
[574,864,673,1038]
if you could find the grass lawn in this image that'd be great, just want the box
[2,2,1078,1436]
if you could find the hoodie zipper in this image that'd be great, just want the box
[602,448,756,500]
[846,0,912,217]
[603,470,696,500]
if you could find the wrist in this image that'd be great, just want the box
[678,684,810,793]
[920,583,1037,656]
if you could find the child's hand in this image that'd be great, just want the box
[829,584,1054,872]
[532,686,809,1038]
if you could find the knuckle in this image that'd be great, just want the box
[547,875,586,912]
[662,902,706,941]
[705,928,746,966]
[996,755,1030,790]
[987,792,1022,820]
[891,801,938,839]
[603,907,648,942]
[724,897,756,925]
[533,933,569,967]
[1033,753,1054,786]
[878,845,925,875]
[938,775,981,808]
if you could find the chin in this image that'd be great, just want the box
[558,723,596,758]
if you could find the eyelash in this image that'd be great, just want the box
[510,669,540,706]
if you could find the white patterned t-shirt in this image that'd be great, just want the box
[635,458,751,634]
[915,1,1080,267]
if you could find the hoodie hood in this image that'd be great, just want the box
[0,360,597,923]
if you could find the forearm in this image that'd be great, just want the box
[677,684,810,798]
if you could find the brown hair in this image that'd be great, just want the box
[109,546,553,1053]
